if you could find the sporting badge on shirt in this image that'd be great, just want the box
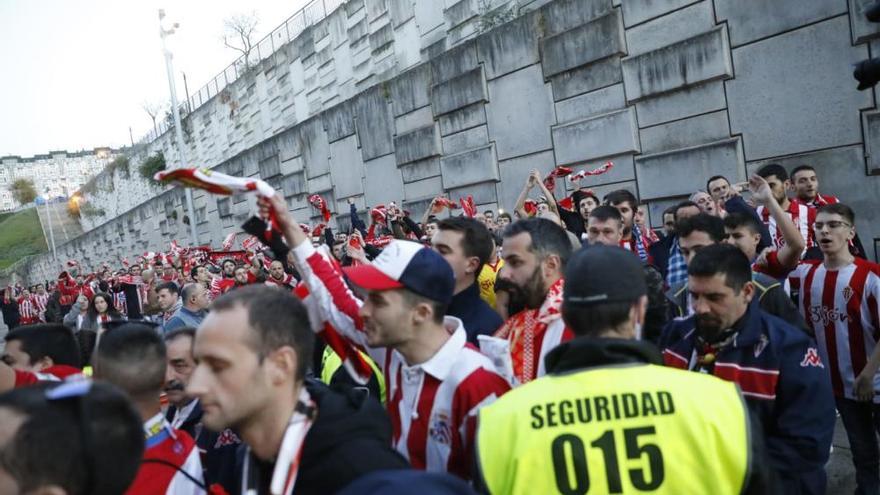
[842,286,854,303]
[429,411,452,445]
[800,348,824,368]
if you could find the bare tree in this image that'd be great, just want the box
[223,12,260,73]
[142,100,166,136]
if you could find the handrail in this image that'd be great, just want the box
[138,0,346,146]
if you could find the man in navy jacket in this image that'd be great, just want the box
[660,244,834,495]
[430,217,502,344]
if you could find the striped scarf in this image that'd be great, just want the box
[631,223,649,262]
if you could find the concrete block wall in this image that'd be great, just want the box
[25,0,880,282]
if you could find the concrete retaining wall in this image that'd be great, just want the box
[27,0,880,281]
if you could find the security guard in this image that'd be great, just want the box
[476,245,774,494]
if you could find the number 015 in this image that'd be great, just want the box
[551,426,665,494]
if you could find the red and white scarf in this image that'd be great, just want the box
[494,278,564,384]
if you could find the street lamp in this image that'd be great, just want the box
[44,187,57,261]
[159,9,199,246]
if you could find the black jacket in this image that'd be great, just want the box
[167,400,240,494]
[236,379,410,495]
[446,282,503,345]
[0,296,19,329]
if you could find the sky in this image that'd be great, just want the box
[0,0,310,157]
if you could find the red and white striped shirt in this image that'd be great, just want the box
[757,199,817,250]
[803,193,839,208]
[32,293,49,321]
[788,259,880,401]
[265,274,296,290]
[291,242,510,479]
[16,296,40,325]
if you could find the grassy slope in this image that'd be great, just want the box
[0,208,48,269]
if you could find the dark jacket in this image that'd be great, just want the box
[235,379,410,495]
[648,234,676,282]
[0,296,20,329]
[666,271,809,335]
[642,264,670,344]
[446,282,503,344]
[660,304,835,495]
[166,400,240,494]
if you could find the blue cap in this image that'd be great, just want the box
[343,240,455,305]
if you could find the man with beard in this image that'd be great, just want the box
[265,259,296,290]
[164,327,240,494]
[493,218,573,385]
[660,244,834,495]
[668,213,805,331]
[604,189,652,263]
[789,164,866,258]
[756,164,816,250]
[209,259,239,298]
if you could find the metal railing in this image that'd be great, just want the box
[139,0,346,145]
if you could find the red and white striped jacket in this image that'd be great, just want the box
[788,258,880,402]
[757,199,817,250]
[290,242,510,479]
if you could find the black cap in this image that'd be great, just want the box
[563,245,647,306]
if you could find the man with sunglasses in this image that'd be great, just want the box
[785,203,880,494]
[93,322,206,494]
[0,381,144,495]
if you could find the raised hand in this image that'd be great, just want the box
[748,174,774,206]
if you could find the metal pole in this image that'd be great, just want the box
[182,71,191,111]
[159,10,199,246]
[44,192,57,261]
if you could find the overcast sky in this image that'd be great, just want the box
[0,0,309,157]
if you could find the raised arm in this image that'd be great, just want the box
[514,172,538,218]
[749,175,804,269]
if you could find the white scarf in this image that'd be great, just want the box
[242,387,316,495]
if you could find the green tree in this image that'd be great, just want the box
[10,178,37,205]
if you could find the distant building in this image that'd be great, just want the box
[0,148,121,211]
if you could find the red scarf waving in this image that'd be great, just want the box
[308,194,331,222]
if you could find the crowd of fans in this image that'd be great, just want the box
[0,161,877,495]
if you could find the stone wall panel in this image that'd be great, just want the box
[621,26,732,102]
[485,65,556,160]
[552,107,640,165]
[430,67,487,116]
[440,144,499,189]
[541,10,626,79]
[635,138,745,200]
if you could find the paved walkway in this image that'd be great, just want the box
[828,417,857,494]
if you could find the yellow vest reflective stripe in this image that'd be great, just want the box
[477,364,749,495]
[319,346,386,404]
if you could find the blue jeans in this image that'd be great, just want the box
[837,398,880,495]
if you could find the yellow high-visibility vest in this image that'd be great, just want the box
[477,364,750,495]
[320,346,386,404]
